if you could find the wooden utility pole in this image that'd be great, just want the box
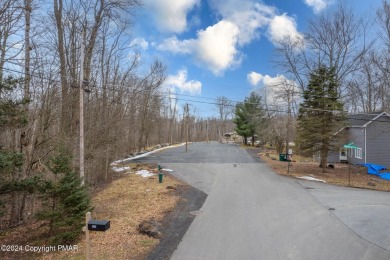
[185,103,189,152]
[80,35,85,185]
[206,120,209,143]
[286,88,292,174]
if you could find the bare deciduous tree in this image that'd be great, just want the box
[374,0,390,111]
[274,2,372,95]
[346,52,382,113]
[216,96,233,138]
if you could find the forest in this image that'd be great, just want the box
[1,0,390,243]
[0,0,235,241]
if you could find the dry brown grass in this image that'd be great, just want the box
[0,164,182,260]
[260,150,390,192]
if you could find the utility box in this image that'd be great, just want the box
[88,220,110,232]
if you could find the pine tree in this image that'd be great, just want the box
[233,92,265,145]
[37,147,92,244]
[297,65,345,172]
[233,102,250,145]
[0,75,32,222]
[0,76,28,128]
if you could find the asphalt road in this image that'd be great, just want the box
[134,142,390,260]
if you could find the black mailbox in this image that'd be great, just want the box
[88,220,110,231]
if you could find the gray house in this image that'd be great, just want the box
[327,112,390,168]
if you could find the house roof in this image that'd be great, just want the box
[348,112,390,127]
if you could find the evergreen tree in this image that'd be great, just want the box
[0,75,32,221]
[0,150,23,217]
[234,102,250,145]
[36,147,92,244]
[297,65,345,172]
[233,92,265,145]
[0,75,28,128]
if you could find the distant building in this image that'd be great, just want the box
[223,132,242,143]
[327,112,390,168]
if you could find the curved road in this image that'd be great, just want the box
[133,142,390,260]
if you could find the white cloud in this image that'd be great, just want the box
[267,14,303,45]
[164,69,202,95]
[304,0,330,14]
[144,0,199,33]
[194,20,240,75]
[247,71,287,89]
[157,36,194,54]
[209,0,275,45]
[247,71,263,86]
[155,0,303,74]
[157,20,241,75]
[130,37,149,50]
[263,75,291,91]
[247,72,299,103]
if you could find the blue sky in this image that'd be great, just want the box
[130,0,383,118]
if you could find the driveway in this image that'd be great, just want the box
[133,142,390,259]
[298,180,390,253]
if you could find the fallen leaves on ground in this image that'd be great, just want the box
[261,151,390,192]
[0,164,182,260]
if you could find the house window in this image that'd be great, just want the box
[355,148,362,159]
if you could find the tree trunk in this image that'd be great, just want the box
[320,146,328,173]
[9,192,20,225]
[24,0,31,104]
[53,0,69,132]
[19,192,27,221]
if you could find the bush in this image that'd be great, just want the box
[37,148,92,244]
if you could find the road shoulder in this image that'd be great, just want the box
[146,178,207,260]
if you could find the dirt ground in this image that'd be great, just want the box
[0,164,197,260]
[260,150,390,192]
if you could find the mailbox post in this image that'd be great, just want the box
[343,143,358,186]
[287,149,292,174]
[82,212,110,260]
[158,164,163,183]
[82,212,91,260]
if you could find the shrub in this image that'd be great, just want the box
[37,148,92,244]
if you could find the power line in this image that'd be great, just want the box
[1,65,285,104]
[3,66,390,121]
[1,66,260,105]
[0,65,343,104]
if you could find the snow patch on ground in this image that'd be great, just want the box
[112,166,131,172]
[111,143,186,165]
[298,176,326,183]
[136,170,155,178]
[162,169,173,172]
